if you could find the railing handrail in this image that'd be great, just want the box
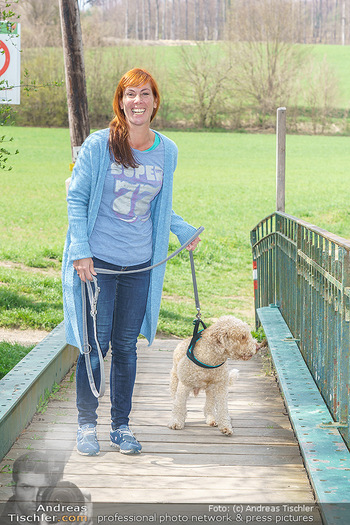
[252,211,350,250]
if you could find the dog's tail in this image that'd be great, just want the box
[229,368,240,386]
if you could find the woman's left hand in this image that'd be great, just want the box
[186,237,201,251]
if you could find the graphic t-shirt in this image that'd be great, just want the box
[89,135,164,266]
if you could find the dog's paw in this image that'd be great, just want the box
[206,415,217,427]
[220,426,233,436]
[168,420,184,430]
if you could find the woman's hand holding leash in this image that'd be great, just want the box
[186,237,201,251]
[73,257,97,282]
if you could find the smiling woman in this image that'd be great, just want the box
[61,67,201,457]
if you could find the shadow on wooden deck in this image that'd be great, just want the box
[0,339,316,505]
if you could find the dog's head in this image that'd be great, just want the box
[207,315,258,361]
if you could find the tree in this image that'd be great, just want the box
[72,0,236,43]
[124,0,128,39]
[227,0,309,119]
[155,0,160,39]
[161,0,166,39]
[147,0,151,39]
[193,0,199,39]
[341,0,346,44]
[142,0,146,40]
[304,56,339,133]
[214,0,221,40]
[72,0,349,45]
[179,42,233,128]
[17,0,61,47]
[171,0,175,40]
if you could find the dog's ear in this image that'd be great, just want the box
[208,324,226,347]
[215,331,226,346]
[213,329,226,346]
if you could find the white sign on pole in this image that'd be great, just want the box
[0,22,21,105]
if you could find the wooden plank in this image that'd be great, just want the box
[0,487,315,505]
[35,386,285,404]
[62,475,311,491]
[24,423,296,438]
[40,487,315,504]
[8,437,301,456]
[21,430,298,446]
[45,402,287,413]
[0,462,310,482]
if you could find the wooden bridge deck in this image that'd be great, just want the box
[0,339,316,505]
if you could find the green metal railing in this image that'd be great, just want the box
[251,211,350,448]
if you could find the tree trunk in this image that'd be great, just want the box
[214,0,221,40]
[171,0,175,40]
[194,0,199,40]
[147,0,151,40]
[177,0,181,39]
[162,0,167,39]
[155,0,160,39]
[135,0,139,39]
[304,0,308,43]
[142,0,146,40]
[125,0,129,40]
[333,0,338,44]
[203,2,209,41]
[342,0,346,44]
[58,0,90,162]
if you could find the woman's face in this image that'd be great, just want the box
[120,82,158,128]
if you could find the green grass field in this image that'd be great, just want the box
[1,127,350,336]
[0,342,34,379]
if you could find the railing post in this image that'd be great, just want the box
[339,249,350,444]
[251,229,259,328]
[276,107,286,213]
[296,222,303,351]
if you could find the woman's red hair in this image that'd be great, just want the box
[109,68,160,168]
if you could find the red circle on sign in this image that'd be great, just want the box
[0,41,10,76]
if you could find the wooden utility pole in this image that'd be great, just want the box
[276,107,286,213]
[58,0,90,164]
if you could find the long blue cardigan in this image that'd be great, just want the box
[62,128,197,351]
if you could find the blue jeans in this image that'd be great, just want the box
[76,257,151,428]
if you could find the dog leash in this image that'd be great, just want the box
[81,227,204,398]
[186,250,224,370]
